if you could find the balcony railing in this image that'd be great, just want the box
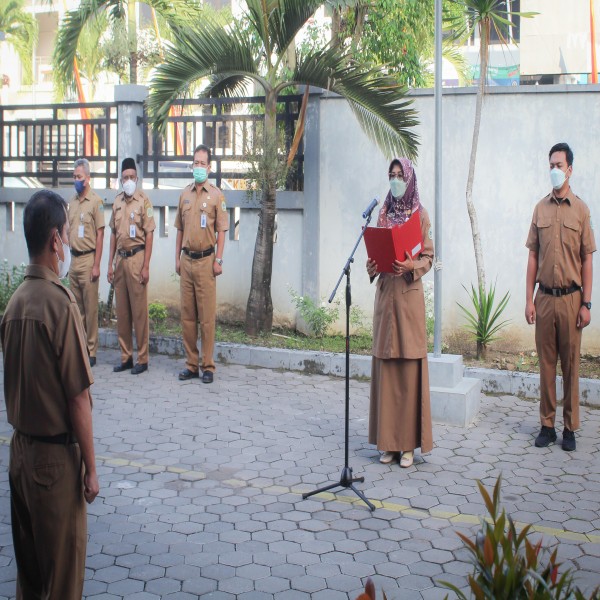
[0,102,118,188]
[140,95,304,191]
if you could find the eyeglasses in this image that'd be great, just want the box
[388,173,403,180]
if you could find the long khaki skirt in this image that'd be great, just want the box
[369,356,433,453]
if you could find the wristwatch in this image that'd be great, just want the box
[582,301,592,310]
[215,257,223,266]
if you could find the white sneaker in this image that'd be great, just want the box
[379,451,399,464]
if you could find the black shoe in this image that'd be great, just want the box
[131,363,148,375]
[89,356,96,367]
[202,370,214,384]
[113,358,133,372]
[179,368,199,381]
[562,428,576,452]
[534,426,557,447]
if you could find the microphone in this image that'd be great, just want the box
[362,198,379,219]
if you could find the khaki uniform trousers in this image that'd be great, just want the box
[69,252,99,357]
[535,291,582,431]
[114,251,149,364]
[180,253,216,373]
[9,431,86,600]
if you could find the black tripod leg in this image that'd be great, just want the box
[348,485,376,511]
[302,481,344,500]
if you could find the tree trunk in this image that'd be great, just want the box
[477,340,485,360]
[465,19,490,294]
[331,8,342,46]
[245,91,278,335]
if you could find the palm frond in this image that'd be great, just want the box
[267,0,324,58]
[0,0,38,84]
[53,0,124,93]
[292,47,419,159]
[204,74,255,98]
[147,16,262,133]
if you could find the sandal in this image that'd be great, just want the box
[400,451,414,468]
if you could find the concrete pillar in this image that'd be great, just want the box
[114,84,148,178]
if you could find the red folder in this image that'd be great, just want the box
[363,212,423,273]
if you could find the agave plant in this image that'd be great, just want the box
[457,280,510,360]
[147,0,419,335]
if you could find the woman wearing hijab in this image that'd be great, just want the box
[366,158,434,467]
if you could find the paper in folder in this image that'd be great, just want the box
[363,212,423,273]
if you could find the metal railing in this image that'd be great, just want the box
[141,96,304,191]
[0,102,118,188]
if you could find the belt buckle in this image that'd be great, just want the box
[552,288,559,297]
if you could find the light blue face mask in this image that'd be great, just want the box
[550,167,566,190]
[390,178,407,198]
[193,167,208,184]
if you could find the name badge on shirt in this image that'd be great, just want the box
[201,213,207,228]
[130,224,136,238]
[78,224,85,238]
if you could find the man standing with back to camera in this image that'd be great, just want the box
[525,142,595,451]
[69,157,105,367]
[1,189,99,599]
[175,144,228,384]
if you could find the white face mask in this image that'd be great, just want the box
[56,234,71,278]
[550,167,566,190]
[123,179,137,197]
[390,178,407,198]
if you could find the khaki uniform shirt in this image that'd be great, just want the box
[110,190,156,251]
[68,189,105,252]
[526,189,596,288]
[0,265,93,436]
[174,182,229,251]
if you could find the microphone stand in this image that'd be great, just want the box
[302,211,376,511]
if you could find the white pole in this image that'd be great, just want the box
[433,0,443,357]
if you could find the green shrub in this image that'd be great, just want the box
[149,301,168,333]
[457,281,510,360]
[288,287,340,338]
[0,260,27,313]
[439,476,600,600]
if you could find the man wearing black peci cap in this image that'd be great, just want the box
[107,158,156,374]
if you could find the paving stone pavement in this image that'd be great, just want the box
[0,349,599,599]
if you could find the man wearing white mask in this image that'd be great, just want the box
[525,143,596,451]
[1,189,99,599]
[107,158,156,374]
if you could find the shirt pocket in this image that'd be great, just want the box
[536,218,552,248]
[562,218,580,248]
[181,204,192,226]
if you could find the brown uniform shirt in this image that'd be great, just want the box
[526,189,596,288]
[110,189,156,251]
[0,265,93,436]
[174,182,229,251]
[68,189,105,253]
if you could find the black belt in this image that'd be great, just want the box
[118,245,145,258]
[538,283,581,297]
[18,431,77,445]
[182,247,214,259]
[71,248,95,257]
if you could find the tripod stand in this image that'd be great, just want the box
[302,213,376,512]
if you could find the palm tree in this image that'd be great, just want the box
[148,0,419,335]
[52,0,204,88]
[445,0,534,358]
[0,0,38,85]
[445,0,534,292]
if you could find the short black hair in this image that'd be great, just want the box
[549,142,573,167]
[194,144,212,163]
[23,190,68,258]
